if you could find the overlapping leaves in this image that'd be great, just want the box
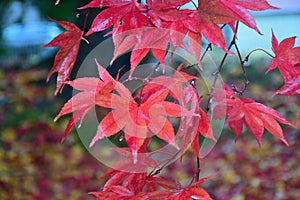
[90,168,212,200]
[49,0,278,89]
[78,0,276,75]
[54,61,215,160]
[213,83,294,146]
[267,31,300,96]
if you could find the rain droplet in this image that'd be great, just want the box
[132,150,138,164]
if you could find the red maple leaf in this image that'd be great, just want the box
[218,0,277,32]
[54,60,116,141]
[42,20,85,95]
[90,169,148,199]
[90,169,211,199]
[184,9,230,53]
[267,31,300,82]
[213,83,294,146]
[83,1,146,36]
[80,0,277,76]
[110,147,158,172]
[79,0,135,9]
[110,27,169,76]
[83,1,161,76]
[162,177,212,200]
[177,85,216,158]
[275,75,300,96]
[88,69,201,159]
[183,0,276,52]
[90,80,195,155]
[136,6,202,71]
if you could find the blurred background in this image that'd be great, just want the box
[0,0,299,199]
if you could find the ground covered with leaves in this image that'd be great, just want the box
[0,67,104,199]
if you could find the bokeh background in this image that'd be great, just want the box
[0,0,299,199]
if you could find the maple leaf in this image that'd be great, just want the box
[111,27,169,76]
[184,9,230,53]
[182,0,276,52]
[84,0,147,36]
[84,1,198,75]
[42,20,84,95]
[266,31,300,82]
[146,0,191,27]
[79,0,135,9]
[218,0,277,33]
[145,175,212,199]
[91,169,212,199]
[213,83,294,146]
[110,148,158,173]
[275,75,300,96]
[85,2,158,76]
[90,83,182,151]
[90,169,149,199]
[141,68,196,102]
[90,73,199,161]
[142,69,216,157]
[187,31,202,68]
[54,60,115,141]
[177,85,216,158]
[164,177,212,200]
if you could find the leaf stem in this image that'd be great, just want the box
[205,41,234,112]
[148,150,181,176]
[195,157,201,183]
[200,43,212,62]
[244,48,274,63]
[78,9,91,34]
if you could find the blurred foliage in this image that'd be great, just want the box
[0,67,105,200]
[203,131,300,200]
[0,0,80,22]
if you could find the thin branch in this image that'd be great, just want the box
[193,23,229,182]
[149,150,181,176]
[200,43,212,61]
[200,24,227,62]
[76,9,91,34]
[244,48,275,63]
[206,21,256,112]
[205,41,234,112]
[191,0,198,9]
[195,157,201,183]
[189,80,202,183]
[233,41,249,94]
